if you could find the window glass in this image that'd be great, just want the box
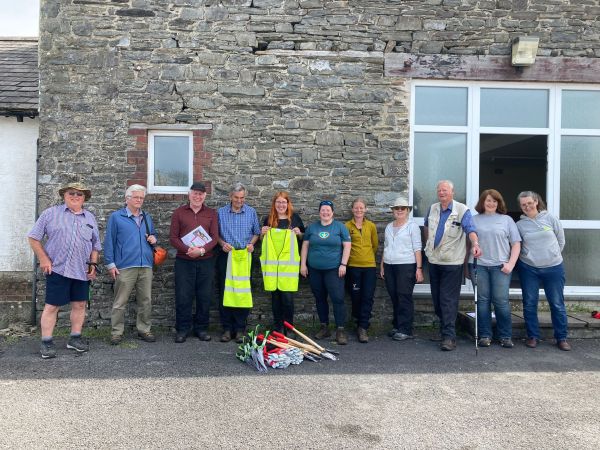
[153,135,190,187]
[415,86,468,126]
[480,88,548,128]
[561,90,600,129]
[560,136,600,220]
[562,229,600,285]
[413,132,467,217]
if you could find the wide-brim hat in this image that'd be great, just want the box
[390,197,412,210]
[58,182,91,201]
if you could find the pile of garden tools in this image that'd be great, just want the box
[236,323,339,372]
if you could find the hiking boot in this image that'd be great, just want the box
[357,327,369,343]
[557,340,571,351]
[525,337,538,348]
[67,336,89,353]
[440,338,456,351]
[196,331,211,342]
[315,324,331,340]
[392,332,414,341]
[478,337,492,347]
[137,332,156,343]
[500,338,514,348]
[336,327,348,345]
[110,335,123,345]
[235,330,246,344]
[220,330,232,343]
[387,328,398,338]
[40,340,57,359]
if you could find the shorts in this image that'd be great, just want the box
[45,272,89,306]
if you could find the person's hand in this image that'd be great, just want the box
[338,265,347,278]
[501,262,514,274]
[261,226,270,235]
[146,234,157,245]
[247,243,255,253]
[187,247,204,258]
[292,227,302,236]
[380,267,385,279]
[300,265,308,278]
[416,268,424,283]
[87,265,97,281]
[472,244,482,258]
[40,257,52,275]
[109,267,120,280]
[222,242,233,253]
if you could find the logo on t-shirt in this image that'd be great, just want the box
[318,232,330,239]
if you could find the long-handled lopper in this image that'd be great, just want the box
[258,334,321,362]
[283,321,340,356]
[472,258,479,356]
[271,331,336,361]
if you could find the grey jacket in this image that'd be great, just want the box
[516,211,565,268]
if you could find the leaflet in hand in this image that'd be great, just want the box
[181,225,213,248]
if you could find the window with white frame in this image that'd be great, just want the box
[410,81,600,293]
[148,130,193,194]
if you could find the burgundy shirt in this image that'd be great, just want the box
[169,203,219,260]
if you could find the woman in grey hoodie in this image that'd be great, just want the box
[516,191,570,351]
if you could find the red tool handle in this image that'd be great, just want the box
[283,321,294,330]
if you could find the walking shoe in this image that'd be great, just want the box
[175,334,187,343]
[196,331,211,342]
[137,332,156,343]
[557,340,571,351]
[110,335,123,345]
[440,339,456,351]
[220,330,232,343]
[357,327,369,343]
[315,324,331,340]
[500,338,514,348]
[235,330,246,344]
[40,340,57,359]
[392,332,414,341]
[387,328,398,337]
[67,336,89,353]
[429,335,443,342]
[525,337,538,348]
[478,337,492,347]
[336,327,348,345]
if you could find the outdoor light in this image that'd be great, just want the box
[511,36,540,66]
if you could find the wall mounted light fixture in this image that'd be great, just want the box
[511,36,540,67]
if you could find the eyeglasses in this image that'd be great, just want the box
[275,200,288,205]
[393,206,408,211]
[66,191,84,197]
[130,196,145,201]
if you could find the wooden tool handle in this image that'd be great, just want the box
[284,321,325,352]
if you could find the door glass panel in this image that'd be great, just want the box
[560,136,600,220]
[562,229,600,285]
[153,135,190,187]
[561,90,600,130]
[413,132,467,217]
[415,87,468,126]
[480,88,548,128]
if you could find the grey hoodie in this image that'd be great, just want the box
[516,211,565,268]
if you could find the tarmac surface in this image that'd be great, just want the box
[1,329,599,449]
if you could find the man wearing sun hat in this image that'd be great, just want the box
[28,182,101,359]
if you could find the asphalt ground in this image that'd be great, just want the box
[1,329,599,449]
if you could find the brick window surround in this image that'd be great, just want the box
[126,125,213,200]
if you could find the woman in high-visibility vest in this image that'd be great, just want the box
[300,200,352,345]
[260,192,305,334]
[345,198,379,344]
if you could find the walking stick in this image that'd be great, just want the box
[472,258,478,356]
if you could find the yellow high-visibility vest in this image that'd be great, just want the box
[223,248,253,308]
[259,228,300,292]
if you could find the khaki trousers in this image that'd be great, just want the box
[111,267,153,336]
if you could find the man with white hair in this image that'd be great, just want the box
[104,185,158,345]
[424,180,481,351]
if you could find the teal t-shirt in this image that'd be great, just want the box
[305,220,351,270]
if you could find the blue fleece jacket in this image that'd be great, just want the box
[104,207,156,270]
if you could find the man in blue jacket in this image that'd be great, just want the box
[104,184,157,345]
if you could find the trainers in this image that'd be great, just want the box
[196,331,211,342]
[357,327,369,343]
[137,332,156,343]
[336,327,348,345]
[478,337,492,347]
[387,328,398,337]
[174,334,187,343]
[110,335,123,345]
[440,338,456,351]
[220,330,232,343]
[40,340,57,359]
[392,332,414,341]
[67,336,89,353]
[315,324,331,340]
[500,338,514,348]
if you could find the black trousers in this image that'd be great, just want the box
[347,266,377,329]
[383,263,417,335]
[175,257,215,334]
[429,263,463,339]
[216,249,250,333]
[271,290,294,332]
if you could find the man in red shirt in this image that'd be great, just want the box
[169,182,220,343]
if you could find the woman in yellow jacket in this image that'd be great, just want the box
[345,198,379,343]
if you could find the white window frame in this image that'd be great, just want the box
[410,80,600,296]
[147,130,194,194]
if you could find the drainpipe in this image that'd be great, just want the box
[30,137,40,326]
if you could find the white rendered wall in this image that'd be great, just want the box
[0,116,38,272]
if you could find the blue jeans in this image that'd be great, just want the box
[469,264,512,340]
[347,266,377,329]
[175,257,215,334]
[518,261,568,341]
[308,267,346,327]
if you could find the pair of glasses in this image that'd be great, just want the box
[393,206,408,211]
[67,191,84,197]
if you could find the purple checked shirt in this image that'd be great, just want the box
[28,204,102,281]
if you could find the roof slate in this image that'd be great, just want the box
[0,39,39,115]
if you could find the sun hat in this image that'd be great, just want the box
[389,197,412,210]
[58,182,91,201]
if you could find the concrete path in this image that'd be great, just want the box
[1,331,599,449]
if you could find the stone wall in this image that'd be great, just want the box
[35,0,599,329]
